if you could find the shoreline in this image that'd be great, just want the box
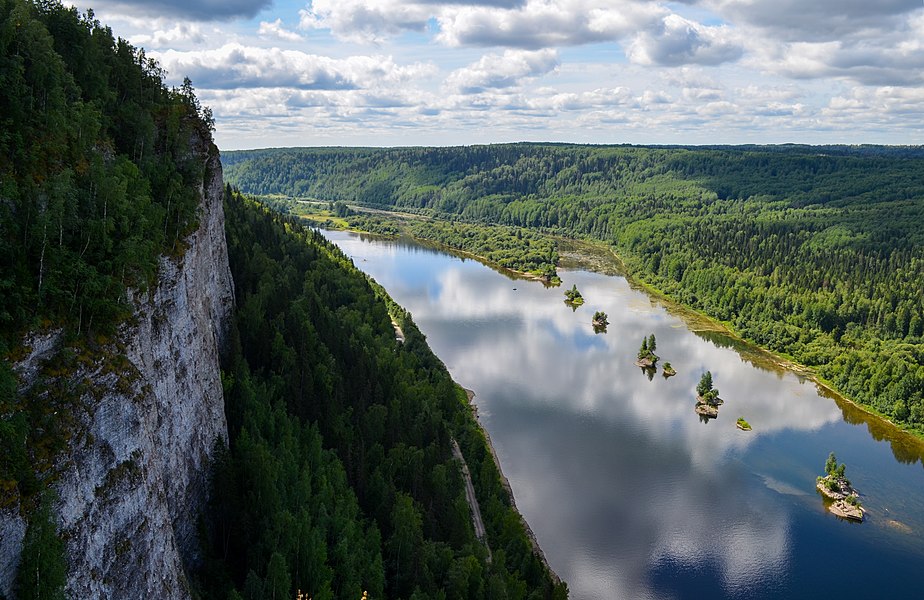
[564,237,924,447]
[327,210,924,448]
[463,388,563,586]
[300,207,559,286]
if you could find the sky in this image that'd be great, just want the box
[64,0,924,150]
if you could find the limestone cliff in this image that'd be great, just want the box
[0,141,233,598]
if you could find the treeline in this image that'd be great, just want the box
[404,220,558,280]
[224,144,924,430]
[0,0,214,348]
[292,203,560,280]
[198,190,567,599]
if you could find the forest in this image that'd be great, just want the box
[286,201,560,281]
[1,0,214,572]
[1,2,566,597]
[224,145,924,432]
[205,190,567,599]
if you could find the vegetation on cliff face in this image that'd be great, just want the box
[199,191,567,599]
[1,0,215,542]
[224,145,924,432]
[0,4,567,596]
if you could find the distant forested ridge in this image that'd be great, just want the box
[202,190,567,599]
[224,144,924,430]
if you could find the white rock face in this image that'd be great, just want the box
[0,143,233,599]
[0,506,26,595]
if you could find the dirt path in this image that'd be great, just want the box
[451,437,491,561]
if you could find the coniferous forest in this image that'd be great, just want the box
[223,145,924,431]
[0,2,564,597]
[1,0,212,522]
[205,191,566,598]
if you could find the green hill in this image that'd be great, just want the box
[224,144,924,431]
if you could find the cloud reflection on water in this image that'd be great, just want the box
[394,260,821,597]
[325,231,923,599]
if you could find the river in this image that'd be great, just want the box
[323,230,924,599]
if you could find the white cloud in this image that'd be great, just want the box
[702,0,922,42]
[73,0,273,21]
[130,23,205,48]
[299,0,434,43]
[258,19,303,42]
[747,37,924,87]
[627,14,742,67]
[74,0,920,146]
[446,48,559,93]
[824,87,924,121]
[436,0,666,48]
[530,87,633,111]
[637,89,672,106]
[153,43,434,90]
[298,0,667,48]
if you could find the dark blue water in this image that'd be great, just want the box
[325,231,924,599]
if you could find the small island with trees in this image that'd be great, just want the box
[662,362,676,377]
[694,370,723,418]
[592,311,608,333]
[817,452,864,521]
[736,417,752,431]
[635,334,659,368]
[564,284,585,307]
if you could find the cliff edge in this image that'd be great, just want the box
[0,140,233,598]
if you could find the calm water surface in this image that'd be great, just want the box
[324,230,924,599]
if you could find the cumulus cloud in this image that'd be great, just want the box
[83,0,924,146]
[766,40,924,86]
[299,0,435,43]
[154,43,434,91]
[703,0,922,42]
[627,14,742,67]
[446,48,559,93]
[824,86,924,121]
[258,19,303,42]
[299,0,666,47]
[436,0,666,48]
[78,0,273,21]
[531,87,633,111]
[130,23,205,48]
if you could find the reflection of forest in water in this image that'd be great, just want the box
[326,228,924,600]
[561,235,924,469]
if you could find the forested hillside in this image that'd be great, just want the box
[0,2,565,597]
[201,190,567,599]
[2,0,214,560]
[224,145,924,431]
[0,0,214,348]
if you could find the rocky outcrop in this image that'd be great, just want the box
[0,141,233,599]
[694,394,723,419]
[0,507,26,594]
[817,476,865,522]
[694,402,719,418]
[829,500,864,521]
[635,356,656,369]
